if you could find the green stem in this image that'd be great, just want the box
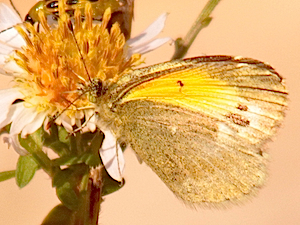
[172,0,222,59]
[31,151,54,175]
[19,133,55,176]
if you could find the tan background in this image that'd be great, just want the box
[0,0,299,224]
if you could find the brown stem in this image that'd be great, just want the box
[88,167,103,225]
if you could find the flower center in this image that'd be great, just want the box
[12,2,141,116]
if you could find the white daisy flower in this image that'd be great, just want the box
[0,2,170,181]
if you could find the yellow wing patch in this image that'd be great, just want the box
[121,67,239,114]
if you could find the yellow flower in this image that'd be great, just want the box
[0,2,170,181]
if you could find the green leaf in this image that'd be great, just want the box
[80,152,101,167]
[53,164,89,210]
[53,152,101,167]
[41,204,73,225]
[16,155,39,188]
[57,126,71,145]
[45,141,70,156]
[19,127,44,150]
[19,128,53,174]
[0,170,15,182]
[56,181,80,210]
[101,167,124,196]
[43,125,70,156]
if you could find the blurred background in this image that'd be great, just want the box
[0,0,299,224]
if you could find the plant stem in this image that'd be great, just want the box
[172,0,222,59]
[86,167,103,225]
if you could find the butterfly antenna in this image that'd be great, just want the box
[9,0,22,20]
[67,19,92,83]
[50,16,95,127]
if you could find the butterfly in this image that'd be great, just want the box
[94,55,288,204]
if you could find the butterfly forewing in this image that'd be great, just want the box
[105,56,287,205]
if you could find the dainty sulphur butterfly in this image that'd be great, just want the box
[95,55,288,204]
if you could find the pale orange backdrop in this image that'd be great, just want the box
[0,0,299,225]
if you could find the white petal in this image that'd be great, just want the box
[85,109,94,119]
[0,102,25,129]
[87,113,96,131]
[0,88,24,127]
[10,104,39,135]
[0,3,22,31]
[0,88,23,107]
[21,111,47,138]
[81,110,96,132]
[0,29,25,75]
[1,59,25,75]
[74,111,97,133]
[128,37,172,55]
[0,27,25,49]
[54,114,62,125]
[75,118,82,129]
[0,41,15,57]
[60,114,74,132]
[127,13,168,47]
[84,118,96,133]
[0,4,24,51]
[3,134,28,156]
[100,129,125,182]
[75,110,84,119]
[0,4,25,72]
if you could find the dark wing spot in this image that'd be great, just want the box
[226,113,250,127]
[177,80,184,87]
[237,104,248,111]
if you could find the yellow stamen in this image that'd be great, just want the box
[11,2,141,118]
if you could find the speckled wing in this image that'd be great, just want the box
[108,55,288,205]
